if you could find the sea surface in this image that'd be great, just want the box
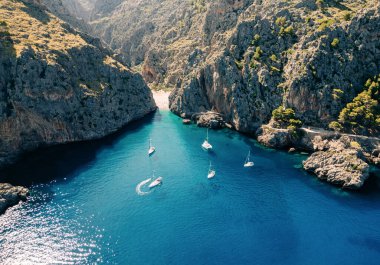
[1,110,380,265]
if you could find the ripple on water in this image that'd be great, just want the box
[0,187,111,264]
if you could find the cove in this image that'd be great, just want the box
[1,110,380,265]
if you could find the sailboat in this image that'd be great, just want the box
[149,171,163,188]
[201,128,213,150]
[244,150,254,167]
[148,138,156,156]
[207,161,216,179]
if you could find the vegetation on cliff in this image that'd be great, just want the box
[329,75,380,136]
[46,0,380,136]
[271,106,302,132]
[0,0,156,167]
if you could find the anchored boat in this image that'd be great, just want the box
[244,150,254,167]
[148,138,156,156]
[207,161,216,179]
[201,128,213,150]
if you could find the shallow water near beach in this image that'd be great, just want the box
[1,110,380,264]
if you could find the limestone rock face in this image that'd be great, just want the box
[169,1,380,131]
[0,0,156,167]
[303,141,370,189]
[55,1,380,133]
[0,183,29,214]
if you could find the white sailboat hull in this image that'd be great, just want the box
[244,162,254,167]
[202,141,212,150]
[148,147,156,156]
[207,170,216,179]
[149,177,162,188]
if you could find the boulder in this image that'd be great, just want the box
[0,183,29,214]
[288,147,296,153]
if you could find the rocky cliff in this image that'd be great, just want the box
[59,0,379,133]
[0,0,156,168]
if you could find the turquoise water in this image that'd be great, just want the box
[1,110,380,264]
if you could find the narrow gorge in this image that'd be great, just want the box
[47,0,379,189]
[1,1,380,264]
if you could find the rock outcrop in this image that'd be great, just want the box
[0,183,29,214]
[256,125,292,149]
[192,111,225,129]
[303,140,370,189]
[0,0,156,167]
[256,124,379,189]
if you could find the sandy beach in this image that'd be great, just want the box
[152,90,170,110]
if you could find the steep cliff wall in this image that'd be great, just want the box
[59,0,379,134]
[170,0,380,132]
[0,0,156,167]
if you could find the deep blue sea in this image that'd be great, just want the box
[1,110,380,265]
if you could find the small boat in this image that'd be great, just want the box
[244,150,254,167]
[149,177,163,188]
[148,138,156,156]
[201,128,213,150]
[207,161,216,179]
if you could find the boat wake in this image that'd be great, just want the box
[136,178,152,196]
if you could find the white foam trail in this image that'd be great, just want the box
[136,178,152,196]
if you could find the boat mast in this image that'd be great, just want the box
[206,129,209,142]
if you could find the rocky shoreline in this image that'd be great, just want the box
[0,183,29,214]
[180,112,380,190]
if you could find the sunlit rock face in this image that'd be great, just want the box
[0,0,156,167]
[58,0,380,133]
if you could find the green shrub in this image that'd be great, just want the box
[328,121,343,131]
[253,46,263,60]
[275,16,287,26]
[350,141,361,149]
[317,19,335,31]
[331,38,340,48]
[191,0,206,13]
[270,54,278,62]
[251,34,261,46]
[330,74,380,135]
[235,60,244,70]
[272,106,303,129]
[283,26,294,35]
[249,60,257,69]
[343,12,351,21]
[332,88,344,100]
[270,66,281,72]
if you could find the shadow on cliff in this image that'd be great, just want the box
[0,111,156,187]
[20,1,51,24]
[0,21,16,117]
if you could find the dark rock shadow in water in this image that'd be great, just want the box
[0,111,156,187]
